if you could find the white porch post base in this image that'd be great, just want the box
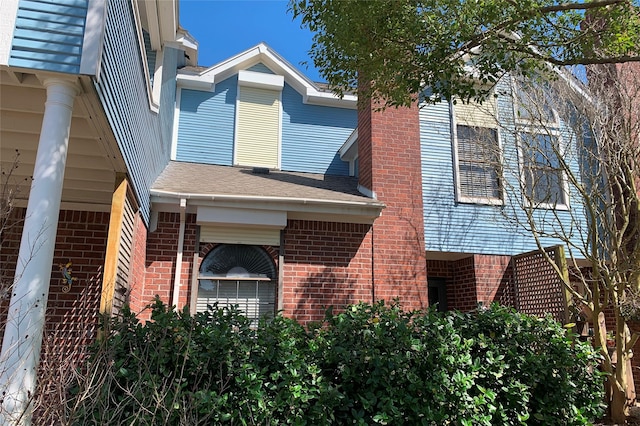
[0,78,79,425]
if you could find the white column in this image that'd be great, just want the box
[0,78,79,425]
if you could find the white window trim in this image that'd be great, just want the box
[516,126,570,210]
[450,100,505,206]
[512,76,559,128]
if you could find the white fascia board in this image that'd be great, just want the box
[303,90,357,109]
[238,70,284,91]
[177,73,214,90]
[141,0,161,50]
[157,0,178,46]
[79,0,107,76]
[197,206,287,228]
[339,128,358,159]
[182,42,357,108]
[150,190,384,222]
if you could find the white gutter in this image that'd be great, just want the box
[172,198,187,311]
[149,189,383,208]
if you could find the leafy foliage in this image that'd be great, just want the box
[288,0,640,106]
[70,300,605,425]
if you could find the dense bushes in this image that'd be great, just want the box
[69,300,605,425]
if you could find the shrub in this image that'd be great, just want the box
[68,300,605,425]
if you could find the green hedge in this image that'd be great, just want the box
[69,300,605,425]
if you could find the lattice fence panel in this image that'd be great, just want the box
[512,246,567,323]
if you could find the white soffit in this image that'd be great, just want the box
[197,206,287,228]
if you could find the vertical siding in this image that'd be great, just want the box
[93,0,173,223]
[281,84,355,175]
[176,76,238,165]
[9,0,88,73]
[421,77,586,256]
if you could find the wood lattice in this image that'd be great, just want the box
[512,246,568,323]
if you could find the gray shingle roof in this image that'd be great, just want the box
[151,161,382,207]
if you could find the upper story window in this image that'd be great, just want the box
[451,95,503,204]
[514,80,557,125]
[519,131,567,208]
[235,70,284,169]
[514,79,567,209]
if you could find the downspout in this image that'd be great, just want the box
[371,224,376,303]
[172,198,187,311]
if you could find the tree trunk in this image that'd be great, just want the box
[610,382,629,424]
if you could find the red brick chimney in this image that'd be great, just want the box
[357,96,429,310]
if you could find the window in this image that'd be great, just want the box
[520,132,566,207]
[514,79,567,208]
[452,96,503,204]
[196,244,277,326]
[514,80,556,124]
[456,125,501,200]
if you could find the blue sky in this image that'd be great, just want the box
[179,0,323,81]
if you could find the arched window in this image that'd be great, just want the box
[197,244,276,325]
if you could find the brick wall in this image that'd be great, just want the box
[0,208,109,357]
[358,98,429,310]
[283,220,373,323]
[450,256,478,311]
[473,254,513,308]
[427,255,512,312]
[140,212,197,322]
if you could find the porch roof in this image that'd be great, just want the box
[150,161,384,223]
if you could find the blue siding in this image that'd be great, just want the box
[93,0,174,222]
[143,30,156,85]
[176,78,354,175]
[9,0,88,73]
[176,76,238,165]
[247,63,274,74]
[421,77,586,256]
[281,84,355,175]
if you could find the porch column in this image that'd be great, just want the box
[0,77,80,425]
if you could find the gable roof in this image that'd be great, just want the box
[176,42,356,109]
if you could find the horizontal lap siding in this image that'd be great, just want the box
[235,86,280,168]
[421,78,586,256]
[176,77,237,165]
[246,63,274,74]
[421,84,529,255]
[93,0,168,223]
[281,84,355,175]
[10,0,88,73]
